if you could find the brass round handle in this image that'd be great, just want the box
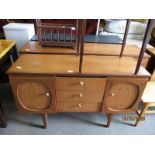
[80,81,84,86]
[78,104,82,108]
[46,93,50,96]
[110,92,115,96]
[79,93,83,98]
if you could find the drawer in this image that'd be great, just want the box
[56,91,103,103]
[55,77,107,91]
[57,102,102,112]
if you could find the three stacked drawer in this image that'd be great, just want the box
[55,77,107,112]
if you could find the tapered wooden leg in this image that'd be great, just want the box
[41,113,48,129]
[135,102,150,126]
[0,101,7,128]
[106,114,113,128]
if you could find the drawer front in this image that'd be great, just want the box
[56,91,103,103]
[55,77,107,91]
[57,102,102,112]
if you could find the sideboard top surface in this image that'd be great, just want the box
[20,41,76,54]
[20,41,150,58]
[7,54,150,76]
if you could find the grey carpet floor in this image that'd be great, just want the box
[0,82,155,135]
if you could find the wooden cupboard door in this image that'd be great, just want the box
[102,77,148,113]
[9,75,56,113]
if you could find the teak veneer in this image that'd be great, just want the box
[20,41,150,68]
[7,54,150,76]
[7,54,150,128]
[20,41,150,57]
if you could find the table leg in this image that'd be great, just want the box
[0,101,7,128]
[13,45,19,58]
[9,45,19,64]
[106,114,113,128]
[41,113,48,129]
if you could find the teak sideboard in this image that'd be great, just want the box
[7,19,154,128]
[7,54,150,128]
